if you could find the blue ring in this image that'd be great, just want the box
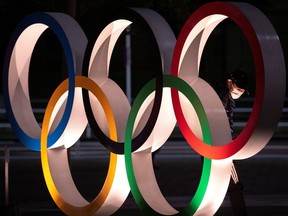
[3,12,81,150]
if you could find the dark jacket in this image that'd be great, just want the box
[215,85,235,136]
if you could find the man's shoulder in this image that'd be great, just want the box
[214,84,229,99]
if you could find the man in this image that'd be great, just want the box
[216,69,249,216]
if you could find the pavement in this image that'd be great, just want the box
[0,137,288,216]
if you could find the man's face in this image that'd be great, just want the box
[230,83,245,99]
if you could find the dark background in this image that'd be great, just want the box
[0,0,287,105]
[0,1,288,215]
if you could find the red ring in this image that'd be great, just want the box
[171,2,281,159]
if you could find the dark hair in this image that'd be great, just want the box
[230,70,249,90]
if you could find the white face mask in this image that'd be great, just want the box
[230,84,245,99]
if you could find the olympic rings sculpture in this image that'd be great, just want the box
[2,2,286,216]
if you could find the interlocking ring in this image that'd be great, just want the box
[81,7,176,154]
[124,75,232,215]
[171,2,286,160]
[3,2,285,216]
[3,12,87,150]
[41,76,129,215]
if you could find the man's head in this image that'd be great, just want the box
[227,70,249,99]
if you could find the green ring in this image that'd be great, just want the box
[124,74,212,215]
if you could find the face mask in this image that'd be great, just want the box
[230,84,245,99]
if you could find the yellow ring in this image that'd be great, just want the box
[41,76,127,215]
